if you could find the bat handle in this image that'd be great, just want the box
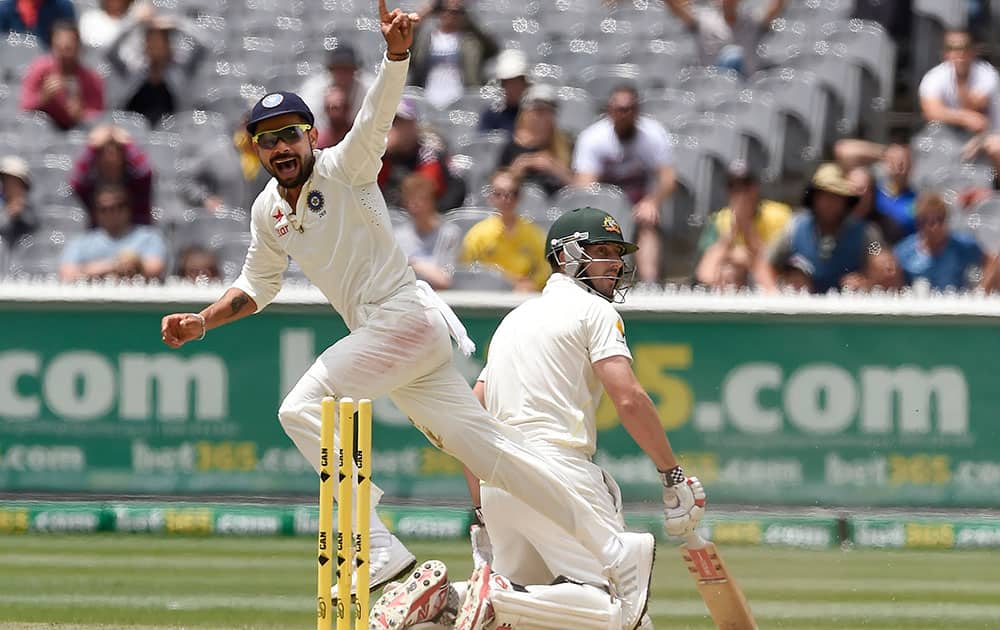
[684,532,709,549]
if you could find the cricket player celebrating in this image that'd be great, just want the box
[368,207,707,630]
[160,2,654,618]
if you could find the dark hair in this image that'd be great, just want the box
[94,182,129,202]
[607,82,639,104]
[50,19,80,40]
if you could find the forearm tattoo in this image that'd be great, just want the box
[230,294,249,316]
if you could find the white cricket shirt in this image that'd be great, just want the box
[479,273,632,455]
[233,56,417,330]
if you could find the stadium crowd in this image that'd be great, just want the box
[1,0,1000,295]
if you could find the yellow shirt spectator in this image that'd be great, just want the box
[697,200,793,254]
[460,215,550,290]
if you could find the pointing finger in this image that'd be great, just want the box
[378,0,389,21]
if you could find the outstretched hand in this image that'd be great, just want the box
[379,0,420,56]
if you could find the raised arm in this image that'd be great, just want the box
[326,1,420,186]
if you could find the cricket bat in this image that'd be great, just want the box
[680,533,757,630]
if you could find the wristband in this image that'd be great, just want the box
[191,313,207,341]
[387,50,410,61]
[472,506,485,527]
[660,465,686,487]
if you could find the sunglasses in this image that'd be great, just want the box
[253,123,312,149]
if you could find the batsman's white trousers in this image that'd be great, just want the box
[277,291,622,565]
[482,443,624,587]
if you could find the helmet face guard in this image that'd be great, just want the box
[550,231,636,303]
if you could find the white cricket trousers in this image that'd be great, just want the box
[277,293,622,565]
[481,443,624,587]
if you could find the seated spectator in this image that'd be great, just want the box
[0,0,76,48]
[0,156,38,243]
[20,20,103,130]
[460,168,549,292]
[573,84,676,284]
[299,45,373,137]
[107,4,208,125]
[79,0,133,49]
[776,253,814,293]
[663,0,785,76]
[177,114,270,214]
[919,29,999,135]
[694,165,791,289]
[394,173,461,290]
[175,244,220,283]
[59,182,166,281]
[759,163,884,294]
[835,138,917,243]
[378,99,465,212]
[499,83,574,197]
[894,191,991,291]
[411,0,498,109]
[479,48,530,134]
[962,132,1000,180]
[863,249,904,291]
[316,85,353,149]
[70,123,153,225]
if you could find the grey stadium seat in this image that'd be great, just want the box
[451,132,509,204]
[36,205,89,235]
[443,207,498,241]
[7,230,68,281]
[0,32,41,84]
[751,68,827,171]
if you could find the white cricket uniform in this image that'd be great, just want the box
[478,273,632,586]
[232,55,623,564]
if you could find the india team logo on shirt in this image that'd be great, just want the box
[306,190,326,217]
[603,215,621,234]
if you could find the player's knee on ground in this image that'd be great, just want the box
[491,581,622,630]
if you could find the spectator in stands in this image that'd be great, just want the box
[862,249,904,291]
[394,173,461,290]
[70,123,153,225]
[411,0,499,109]
[499,83,574,197]
[299,45,372,138]
[894,191,993,291]
[379,98,465,212]
[79,0,134,49]
[758,163,883,294]
[694,164,791,289]
[479,48,530,134]
[175,244,220,284]
[0,0,75,48]
[59,182,166,281]
[962,132,1000,179]
[573,84,676,284]
[663,0,784,76]
[177,115,270,214]
[0,155,38,243]
[835,138,917,243]
[316,85,353,150]
[106,3,209,125]
[460,168,549,292]
[919,29,1000,135]
[20,20,103,130]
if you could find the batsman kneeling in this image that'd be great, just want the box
[369,207,707,630]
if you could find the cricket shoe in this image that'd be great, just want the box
[603,532,655,630]
[334,535,417,599]
[454,564,513,630]
[369,560,451,629]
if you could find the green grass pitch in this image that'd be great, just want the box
[0,534,998,629]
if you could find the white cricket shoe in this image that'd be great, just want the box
[369,560,451,629]
[454,564,512,630]
[603,532,655,630]
[333,535,417,598]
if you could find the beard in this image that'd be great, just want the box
[267,149,316,189]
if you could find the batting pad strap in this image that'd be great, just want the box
[491,582,622,630]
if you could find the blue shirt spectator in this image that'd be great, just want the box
[894,192,985,290]
[59,183,166,282]
[874,179,917,237]
[0,0,76,48]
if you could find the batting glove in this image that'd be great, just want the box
[470,507,493,569]
[660,467,706,538]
